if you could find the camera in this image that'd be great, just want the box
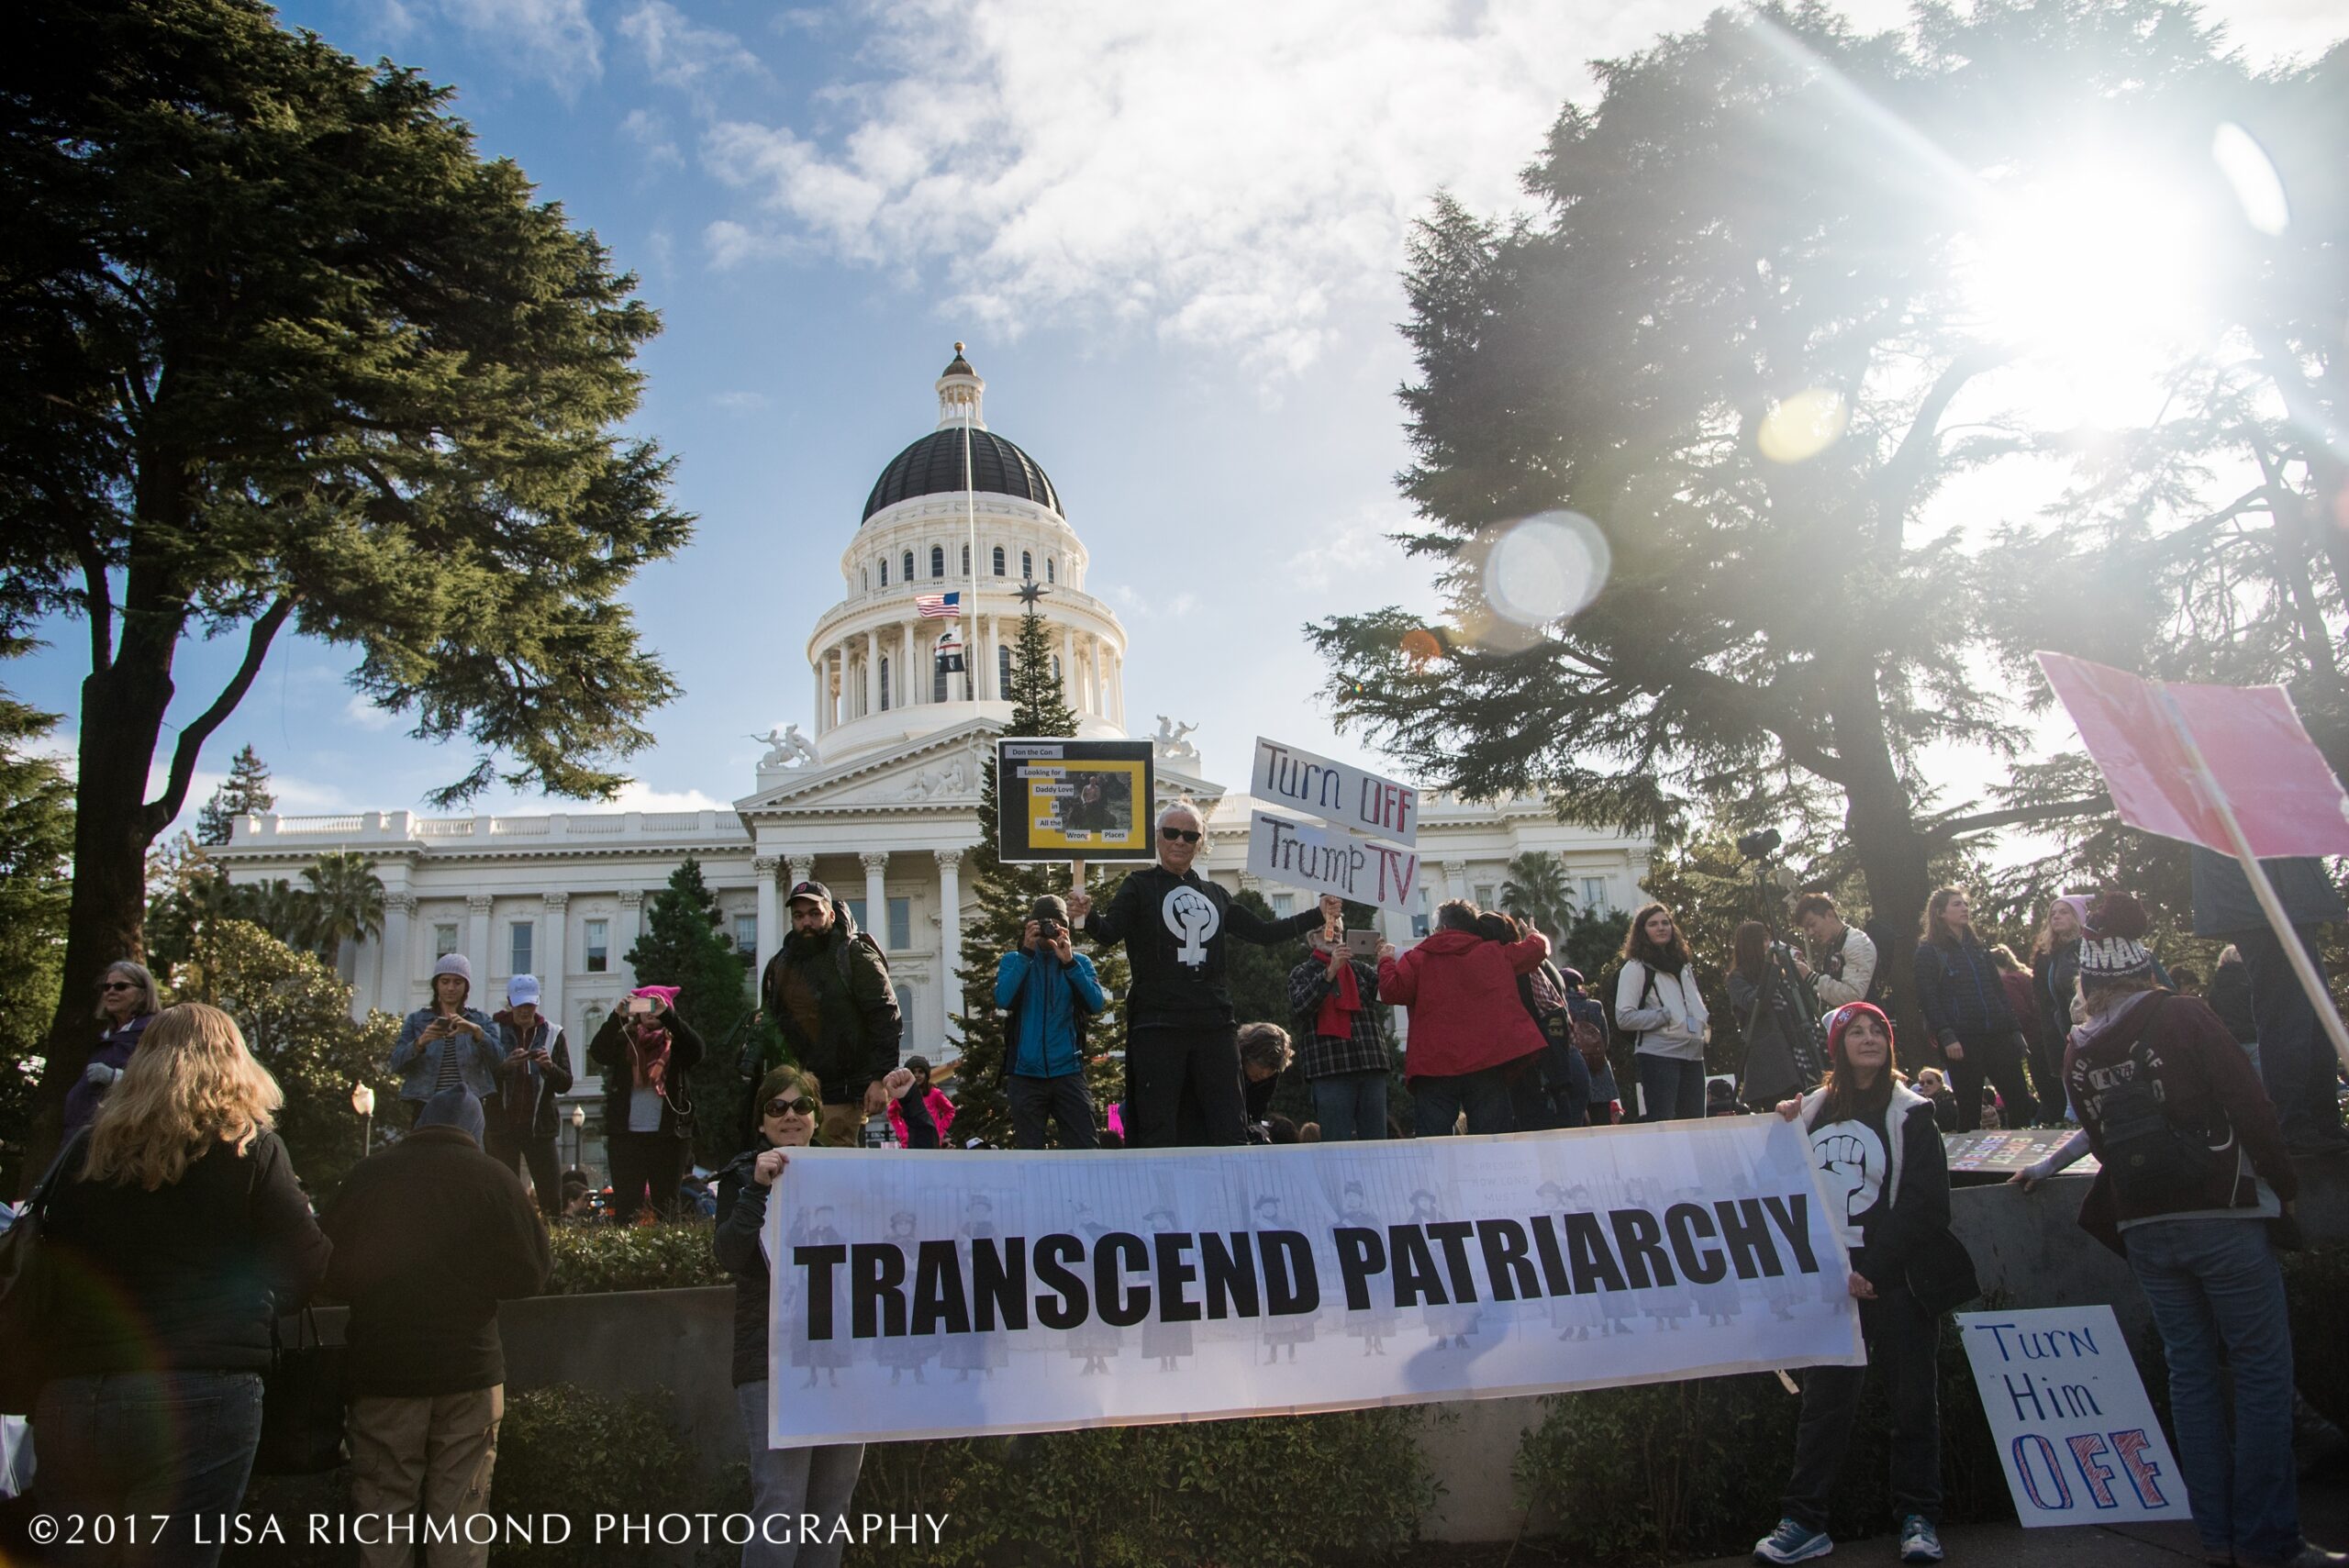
[1736,827,1784,862]
[1037,917,1062,940]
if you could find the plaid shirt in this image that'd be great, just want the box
[1286,954,1391,1079]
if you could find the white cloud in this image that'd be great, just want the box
[698,0,1633,373]
[1285,500,1428,595]
[619,1,763,99]
[399,0,603,89]
[608,780,727,812]
[620,107,685,170]
[711,390,771,412]
[343,695,397,732]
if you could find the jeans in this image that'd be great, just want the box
[2239,927,2345,1145]
[1410,1068,1512,1136]
[736,1381,864,1567]
[2127,1218,2301,1561]
[1125,1025,1249,1147]
[34,1371,265,1568]
[346,1386,502,1568]
[608,1129,692,1221]
[1008,1073,1098,1150]
[1944,1030,2036,1132]
[1781,1284,1941,1530]
[484,1120,561,1214]
[1309,1071,1389,1140]
[1634,1052,1707,1122]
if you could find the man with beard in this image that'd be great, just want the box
[757,880,903,1146]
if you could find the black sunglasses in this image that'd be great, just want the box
[100,980,139,992]
[764,1096,811,1117]
[1160,827,1202,843]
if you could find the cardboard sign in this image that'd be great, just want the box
[1246,811,1419,912]
[1252,737,1420,848]
[1955,1306,2190,1527]
[996,740,1155,863]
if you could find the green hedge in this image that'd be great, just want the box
[845,1409,1440,1568]
[543,1218,729,1295]
[2283,1242,2349,1426]
[489,1384,744,1568]
[1513,1307,2010,1563]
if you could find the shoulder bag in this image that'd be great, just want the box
[253,1306,348,1474]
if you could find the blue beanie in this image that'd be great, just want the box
[417,1086,485,1143]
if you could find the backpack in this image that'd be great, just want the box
[2095,1028,2235,1210]
[837,930,889,985]
[1568,1007,1609,1068]
[1612,963,1659,1052]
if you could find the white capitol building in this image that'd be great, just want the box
[216,349,1653,1076]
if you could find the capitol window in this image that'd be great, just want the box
[902,550,915,582]
[880,557,889,586]
[962,544,971,574]
[509,920,532,977]
[732,914,756,956]
[1047,557,1055,583]
[1021,550,1032,579]
[584,919,608,973]
[930,546,944,578]
[992,546,1006,576]
[997,645,1011,692]
[432,923,459,958]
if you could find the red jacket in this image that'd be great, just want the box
[1379,929,1551,1080]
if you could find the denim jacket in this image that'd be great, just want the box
[389,1006,504,1104]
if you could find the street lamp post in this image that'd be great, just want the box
[351,1083,374,1157]
[570,1103,586,1175]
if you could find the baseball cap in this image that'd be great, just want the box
[507,973,541,1007]
[787,880,831,906]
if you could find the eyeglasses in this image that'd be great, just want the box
[100,981,139,993]
[1160,827,1202,843]
[764,1096,811,1117]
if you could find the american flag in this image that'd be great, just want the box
[915,591,963,619]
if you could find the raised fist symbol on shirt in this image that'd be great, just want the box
[1818,1133,1872,1224]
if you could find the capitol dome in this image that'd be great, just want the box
[862,427,1061,522]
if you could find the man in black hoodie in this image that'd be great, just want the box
[758,880,902,1147]
[1068,798,1337,1147]
[324,1087,551,1568]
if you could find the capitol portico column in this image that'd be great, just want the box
[753,857,781,977]
[787,856,815,892]
[540,894,569,1030]
[863,631,880,718]
[812,656,826,735]
[617,889,644,985]
[380,894,415,1015]
[861,851,889,948]
[1443,859,1470,902]
[902,622,917,706]
[935,849,964,1049]
[466,895,494,986]
[1060,625,1076,705]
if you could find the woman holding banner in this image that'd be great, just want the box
[1756,1002,1950,1566]
[714,1064,870,1568]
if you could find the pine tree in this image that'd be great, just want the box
[952,587,1131,1145]
[625,857,759,1165]
[195,745,274,847]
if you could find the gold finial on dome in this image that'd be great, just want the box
[954,341,964,354]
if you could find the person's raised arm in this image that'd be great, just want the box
[1287,957,1334,1022]
[1068,952,1109,1015]
[1076,873,1141,944]
[389,1011,427,1073]
[543,1031,574,1095]
[1375,943,1419,1006]
[1501,929,1552,976]
[663,1007,706,1072]
[1230,893,1341,947]
[712,1163,773,1277]
[993,950,1030,1009]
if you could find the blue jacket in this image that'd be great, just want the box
[389,1006,504,1104]
[994,949,1108,1079]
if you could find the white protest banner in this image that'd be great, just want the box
[763,1120,1861,1447]
[1954,1306,2191,1527]
[1252,736,1420,848]
[1246,810,1419,912]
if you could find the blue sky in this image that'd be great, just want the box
[14,0,2340,833]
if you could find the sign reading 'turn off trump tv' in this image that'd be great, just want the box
[1250,736,1420,848]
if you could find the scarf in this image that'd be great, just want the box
[1312,946,1363,1040]
[626,985,681,1093]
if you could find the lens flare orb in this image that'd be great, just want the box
[1756,388,1850,464]
[1480,511,1611,630]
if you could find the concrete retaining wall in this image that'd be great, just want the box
[314,1155,2349,1546]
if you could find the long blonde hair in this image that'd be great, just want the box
[83,1003,284,1190]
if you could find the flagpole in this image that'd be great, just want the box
[963,392,980,708]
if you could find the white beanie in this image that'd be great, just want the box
[432,952,473,985]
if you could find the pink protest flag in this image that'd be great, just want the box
[2036,652,2349,859]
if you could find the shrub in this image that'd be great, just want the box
[847,1407,1439,1568]
[2283,1242,2349,1427]
[490,1383,744,1568]
[544,1219,729,1295]
[1514,1313,2009,1563]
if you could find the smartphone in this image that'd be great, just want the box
[1344,929,1383,961]
[627,996,655,1017]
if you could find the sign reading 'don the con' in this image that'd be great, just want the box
[1246,811,1419,913]
[1251,737,1419,848]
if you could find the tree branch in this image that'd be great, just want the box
[1920,795,2110,840]
[73,536,113,673]
[143,596,295,833]
[1871,344,2006,550]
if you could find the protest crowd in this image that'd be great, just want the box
[8,793,2349,1568]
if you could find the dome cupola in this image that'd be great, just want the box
[860,345,1063,522]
